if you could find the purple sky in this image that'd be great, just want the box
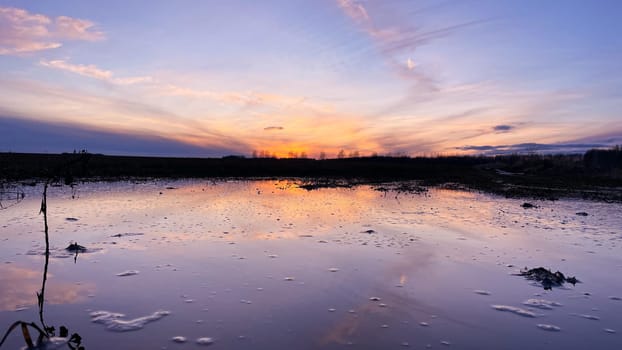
[1,0,621,157]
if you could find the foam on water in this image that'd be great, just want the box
[522,299,562,310]
[576,314,600,320]
[172,336,187,343]
[90,310,170,331]
[537,324,561,332]
[491,305,537,318]
[116,270,140,277]
[20,336,72,350]
[196,337,214,345]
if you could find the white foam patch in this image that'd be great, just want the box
[196,337,214,345]
[90,310,170,331]
[578,314,600,320]
[537,324,561,331]
[23,336,72,350]
[116,270,140,277]
[172,336,187,343]
[491,305,537,318]
[522,299,562,310]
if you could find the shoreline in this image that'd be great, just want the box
[1,152,621,202]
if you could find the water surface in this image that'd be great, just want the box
[1,180,621,349]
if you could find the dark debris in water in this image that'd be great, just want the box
[65,242,87,253]
[517,267,579,290]
[298,181,354,191]
[521,202,537,209]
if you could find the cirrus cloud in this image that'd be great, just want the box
[0,6,104,55]
[39,59,153,85]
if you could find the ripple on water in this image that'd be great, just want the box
[90,310,170,331]
[491,305,537,318]
[474,290,491,295]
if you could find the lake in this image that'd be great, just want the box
[1,180,621,349]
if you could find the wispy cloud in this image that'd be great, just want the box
[159,83,330,113]
[39,59,153,85]
[0,7,104,55]
[336,0,369,22]
[334,1,488,95]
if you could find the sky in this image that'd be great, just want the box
[0,0,621,158]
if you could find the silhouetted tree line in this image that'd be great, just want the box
[584,145,622,172]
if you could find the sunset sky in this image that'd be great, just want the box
[1,0,620,157]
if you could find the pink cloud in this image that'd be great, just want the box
[54,15,104,41]
[39,59,152,85]
[0,6,104,55]
[336,0,369,22]
[40,59,112,79]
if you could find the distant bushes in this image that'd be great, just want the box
[584,145,622,176]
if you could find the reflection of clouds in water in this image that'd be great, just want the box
[0,265,95,311]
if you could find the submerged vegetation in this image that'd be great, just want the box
[517,267,580,290]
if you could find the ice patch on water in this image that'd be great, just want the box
[116,270,139,277]
[196,337,214,345]
[576,314,600,320]
[537,324,561,331]
[172,336,187,343]
[522,299,562,310]
[491,305,537,317]
[90,310,170,331]
[20,336,72,350]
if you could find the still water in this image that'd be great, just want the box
[1,180,621,349]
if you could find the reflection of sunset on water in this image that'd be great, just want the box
[0,265,95,312]
[1,180,621,350]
